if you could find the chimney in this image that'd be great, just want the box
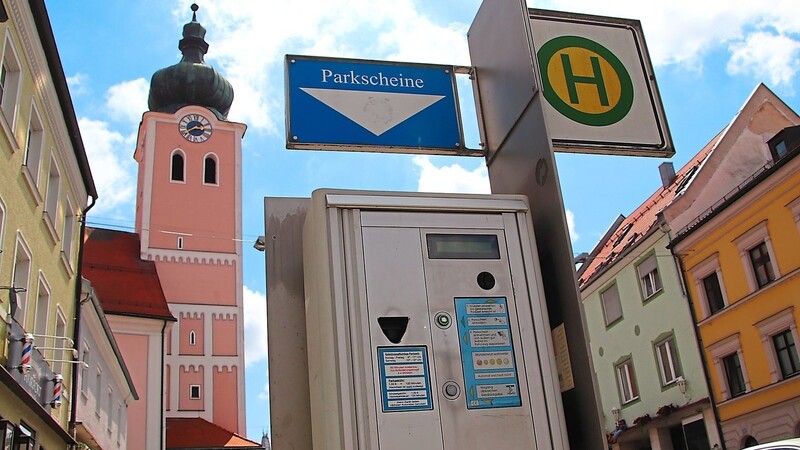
[659,162,676,189]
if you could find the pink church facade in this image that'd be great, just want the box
[82,5,259,448]
[135,105,247,434]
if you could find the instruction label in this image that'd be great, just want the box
[378,346,433,412]
[456,297,522,409]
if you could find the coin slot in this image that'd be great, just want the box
[378,316,409,344]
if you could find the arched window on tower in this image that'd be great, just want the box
[203,153,218,185]
[171,150,186,182]
[189,330,196,346]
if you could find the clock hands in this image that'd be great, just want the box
[183,124,205,135]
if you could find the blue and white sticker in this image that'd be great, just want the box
[378,346,433,412]
[455,297,522,409]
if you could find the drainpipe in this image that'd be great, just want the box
[160,320,167,450]
[673,255,727,450]
[659,213,727,450]
[68,194,96,443]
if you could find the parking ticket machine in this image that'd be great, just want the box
[303,190,568,450]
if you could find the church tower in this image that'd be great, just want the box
[134,5,247,435]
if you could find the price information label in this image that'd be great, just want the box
[455,297,522,409]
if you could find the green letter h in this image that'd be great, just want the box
[560,53,609,106]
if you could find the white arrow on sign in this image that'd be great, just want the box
[300,87,445,136]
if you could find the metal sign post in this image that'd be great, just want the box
[469,1,609,449]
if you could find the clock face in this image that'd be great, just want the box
[179,114,212,143]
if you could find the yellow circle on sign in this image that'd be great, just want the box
[546,47,623,115]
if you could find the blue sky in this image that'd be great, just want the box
[45,0,800,440]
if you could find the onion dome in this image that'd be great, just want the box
[147,4,233,119]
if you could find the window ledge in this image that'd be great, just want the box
[642,287,664,304]
[698,266,800,327]
[59,250,74,278]
[717,374,800,408]
[42,211,59,245]
[0,111,19,153]
[21,165,43,205]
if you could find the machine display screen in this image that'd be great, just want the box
[426,234,501,259]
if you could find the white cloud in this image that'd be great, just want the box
[257,381,270,401]
[176,0,800,135]
[105,78,150,125]
[727,32,800,88]
[413,156,490,193]
[534,0,800,80]
[565,209,579,243]
[243,285,268,366]
[412,157,579,241]
[171,0,477,134]
[78,118,136,218]
[66,73,88,95]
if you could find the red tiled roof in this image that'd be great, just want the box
[577,130,723,289]
[166,418,263,449]
[82,227,175,321]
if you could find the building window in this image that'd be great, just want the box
[755,307,800,382]
[189,330,196,346]
[615,358,639,404]
[733,221,780,293]
[177,236,184,249]
[171,150,185,182]
[53,311,66,374]
[709,334,750,400]
[655,335,683,386]
[636,254,662,300]
[80,345,90,399]
[12,236,32,324]
[44,156,61,226]
[787,196,800,234]
[189,384,201,400]
[203,154,218,185]
[601,283,622,326]
[61,199,76,266]
[722,353,746,398]
[116,402,123,443]
[748,242,775,288]
[702,272,725,315]
[0,36,22,127]
[95,369,103,415]
[33,276,50,337]
[773,330,800,379]
[689,254,728,319]
[107,388,114,432]
[0,199,5,264]
[23,105,44,186]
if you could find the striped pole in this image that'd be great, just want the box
[19,333,34,373]
[52,373,63,407]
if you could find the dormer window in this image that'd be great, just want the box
[773,140,788,159]
[767,125,800,161]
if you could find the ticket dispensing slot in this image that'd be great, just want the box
[303,190,568,450]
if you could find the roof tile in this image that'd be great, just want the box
[166,417,262,449]
[82,227,175,321]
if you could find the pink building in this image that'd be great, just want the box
[82,5,259,449]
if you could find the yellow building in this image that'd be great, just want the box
[0,0,96,447]
[670,124,800,449]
